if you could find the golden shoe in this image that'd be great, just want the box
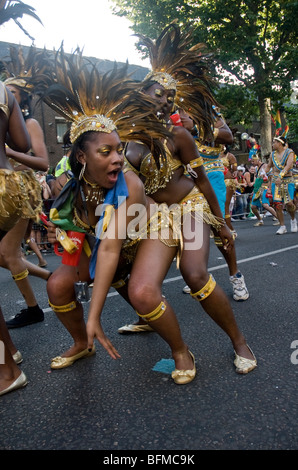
[171,351,196,385]
[51,345,96,369]
[234,345,257,374]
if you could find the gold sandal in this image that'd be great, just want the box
[171,351,196,385]
[234,345,257,374]
[51,345,96,369]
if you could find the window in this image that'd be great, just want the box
[56,118,69,144]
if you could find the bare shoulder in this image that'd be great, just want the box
[124,170,146,204]
[25,118,42,130]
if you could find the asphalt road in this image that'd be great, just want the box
[0,213,297,453]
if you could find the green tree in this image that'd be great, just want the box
[0,0,42,41]
[112,0,298,156]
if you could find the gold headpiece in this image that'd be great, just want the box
[69,114,117,143]
[144,71,177,91]
[136,22,218,140]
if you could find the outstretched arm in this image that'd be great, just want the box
[6,117,49,171]
[86,173,149,357]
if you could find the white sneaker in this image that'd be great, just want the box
[290,219,297,233]
[276,225,287,235]
[254,220,264,226]
[182,285,191,294]
[230,272,249,301]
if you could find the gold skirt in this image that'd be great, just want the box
[0,169,43,233]
[121,186,223,263]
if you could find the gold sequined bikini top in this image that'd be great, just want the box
[0,82,9,118]
[124,142,182,195]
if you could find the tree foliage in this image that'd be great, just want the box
[112,0,298,117]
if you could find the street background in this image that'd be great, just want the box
[0,214,297,451]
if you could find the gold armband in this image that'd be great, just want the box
[188,157,204,168]
[279,171,285,179]
[186,157,203,178]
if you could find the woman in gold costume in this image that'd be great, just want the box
[119,24,256,375]
[0,80,41,395]
[30,47,197,384]
[0,47,51,330]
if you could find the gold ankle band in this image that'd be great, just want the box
[48,300,77,313]
[190,274,216,301]
[137,301,166,322]
[12,269,29,281]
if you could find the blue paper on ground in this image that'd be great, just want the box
[152,358,175,375]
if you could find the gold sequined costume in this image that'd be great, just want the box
[0,169,43,234]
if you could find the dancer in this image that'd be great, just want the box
[30,47,197,383]
[0,47,51,328]
[222,147,238,235]
[118,24,256,374]
[177,108,249,300]
[0,81,42,395]
[268,136,297,234]
[250,154,278,226]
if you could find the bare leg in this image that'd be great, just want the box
[0,219,41,307]
[27,232,47,266]
[0,307,25,394]
[22,258,51,280]
[47,255,91,357]
[262,203,277,219]
[275,204,285,226]
[251,204,262,221]
[180,222,253,360]
[285,201,297,221]
[224,186,235,231]
[128,238,194,371]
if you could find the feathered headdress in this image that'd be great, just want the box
[136,22,219,140]
[0,45,49,93]
[29,46,170,162]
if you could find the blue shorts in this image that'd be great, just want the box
[251,189,271,208]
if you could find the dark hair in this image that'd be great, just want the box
[19,88,32,120]
[280,136,287,146]
[69,131,102,178]
[62,128,71,149]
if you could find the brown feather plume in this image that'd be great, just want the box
[136,22,219,140]
[27,45,171,166]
